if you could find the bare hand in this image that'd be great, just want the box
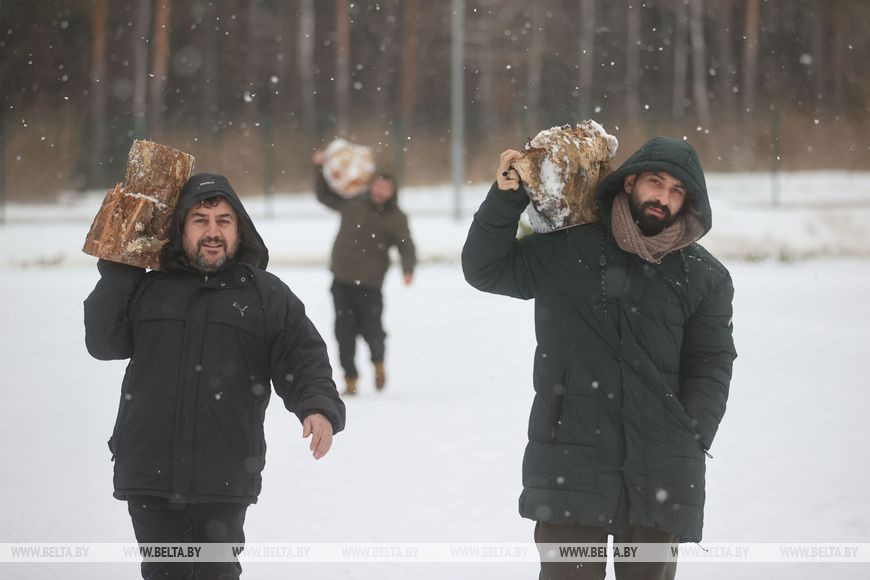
[311,149,325,166]
[403,272,413,286]
[302,413,334,459]
[496,149,524,191]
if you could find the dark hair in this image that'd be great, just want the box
[184,194,242,242]
[372,173,396,185]
[631,171,698,216]
[192,194,227,209]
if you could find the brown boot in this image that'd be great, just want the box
[343,375,358,395]
[374,362,386,391]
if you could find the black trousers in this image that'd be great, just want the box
[535,522,678,580]
[127,495,248,580]
[331,279,386,377]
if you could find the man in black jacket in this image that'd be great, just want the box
[85,173,346,580]
[462,138,736,579]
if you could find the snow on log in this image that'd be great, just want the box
[82,140,195,270]
[322,138,375,197]
[513,120,618,233]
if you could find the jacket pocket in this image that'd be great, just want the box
[108,370,133,462]
[661,392,706,453]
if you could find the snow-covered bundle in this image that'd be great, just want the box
[322,138,376,197]
[82,140,195,270]
[513,120,618,233]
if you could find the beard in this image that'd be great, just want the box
[183,235,239,272]
[628,194,676,236]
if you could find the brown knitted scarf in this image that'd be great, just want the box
[611,192,705,263]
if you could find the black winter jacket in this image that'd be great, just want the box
[85,173,345,504]
[462,138,736,542]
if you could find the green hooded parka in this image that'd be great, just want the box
[462,137,736,542]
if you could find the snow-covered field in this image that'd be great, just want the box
[1,173,868,579]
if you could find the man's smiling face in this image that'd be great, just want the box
[181,197,240,272]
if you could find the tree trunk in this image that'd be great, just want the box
[741,0,759,115]
[132,0,152,138]
[578,0,596,118]
[259,2,280,205]
[400,0,419,141]
[672,0,688,118]
[83,140,195,270]
[88,0,109,188]
[374,0,399,130]
[335,0,351,136]
[245,0,264,119]
[625,2,641,120]
[272,1,293,129]
[199,0,219,135]
[524,5,545,134]
[149,0,172,140]
[477,31,498,138]
[715,0,736,119]
[688,0,711,128]
[0,96,5,223]
[809,5,825,111]
[298,0,316,138]
[831,4,846,110]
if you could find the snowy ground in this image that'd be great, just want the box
[1,173,869,578]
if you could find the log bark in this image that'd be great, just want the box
[322,138,375,197]
[82,140,195,270]
[512,121,618,233]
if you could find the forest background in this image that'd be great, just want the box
[1,0,868,201]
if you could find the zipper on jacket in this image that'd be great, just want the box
[598,226,608,320]
[679,249,690,286]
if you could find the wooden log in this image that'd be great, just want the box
[82,140,195,270]
[512,120,618,233]
[322,138,375,197]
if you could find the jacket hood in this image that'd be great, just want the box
[596,137,712,235]
[368,173,401,212]
[162,173,269,270]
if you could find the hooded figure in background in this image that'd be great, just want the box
[312,150,417,395]
[85,173,345,580]
[463,138,736,580]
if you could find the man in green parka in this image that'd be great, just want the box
[312,150,417,395]
[462,137,736,579]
